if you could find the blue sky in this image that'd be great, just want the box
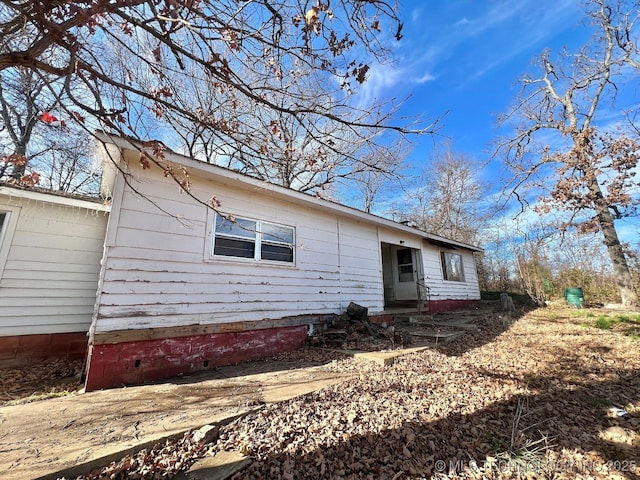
[357,0,587,171]
[351,0,640,244]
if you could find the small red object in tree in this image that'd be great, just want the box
[40,112,59,124]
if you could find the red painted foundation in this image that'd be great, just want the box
[0,332,88,368]
[428,299,481,313]
[85,325,308,391]
[369,314,394,325]
[373,299,482,321]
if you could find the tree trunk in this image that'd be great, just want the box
[9,144,27,180]
[587,172,639,307]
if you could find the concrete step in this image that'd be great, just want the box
[394,315,432,325]
[175,450,251,480]
[408,315,435,324]
[417,321,479,332]
[396,315,478,332]
[433,313,479,324]
[410,330,464,343]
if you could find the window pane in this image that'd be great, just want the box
[262,223,293,244]
[396,248,412,266]
[450,256,462,279]
[0,212,5,232]
[398,265,414,282]
[261,243,294,262]
[215,216,256,239]
[214,237,255,258]
[442,252,464,282]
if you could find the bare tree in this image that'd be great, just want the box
[349,142,408,213]
[0,66,101,194]
[510,224,555,307]
[552,231,620,304]
[496,0,640,306]
[0,67,42,179]
[628,245,640,294]
[110,20,416,196]
[29,129,101,194]
[396,145,486,245]
[477,227,519,293]
[0,0,434,202]
[216,95,404,194]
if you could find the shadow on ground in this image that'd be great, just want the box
[418,300,531,357]
[236,356,640,479]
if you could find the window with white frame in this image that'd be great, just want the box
[441,251,465,282]
[0,211,8,249]
[0,210,12,279]
[212,214,294,263]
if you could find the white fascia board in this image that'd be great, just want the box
[94,132,482,253]
[0,186,110,213]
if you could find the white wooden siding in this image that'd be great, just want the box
[378,227,480,302]
[0,193,109,336]
[337,219,383,306]
[93,149,480,333]
[420,247,480,301]
[94,163,388,333]
[378,228,422,250]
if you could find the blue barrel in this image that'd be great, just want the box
[565,288,584,308]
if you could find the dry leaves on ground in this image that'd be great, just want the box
[0,358,83,405]
[216,307,639,480]
[62,303,640,479]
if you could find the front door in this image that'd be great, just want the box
[394,247,417,301]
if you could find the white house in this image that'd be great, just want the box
[83,134,482,391]
[0,185,109,366]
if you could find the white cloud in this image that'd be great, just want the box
[351,61,439,110]
[414,0,580,88]
[615,221,640,245]
[415,72,436,84]
[351,61,406,110]
[411,7,423,24]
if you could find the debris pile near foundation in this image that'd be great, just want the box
[310,302,412,351]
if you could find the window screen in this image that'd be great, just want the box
[261,223,294,262]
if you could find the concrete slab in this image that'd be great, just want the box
[429,322,479,332]
[353,346,431,366]
[393,315,415,325]
[175,451,252,480]
[0,360,351,480]
[407,315,435,324]
[438,313,484,322]
[410,330,464,343]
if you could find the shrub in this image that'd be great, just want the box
[595,315,615,329]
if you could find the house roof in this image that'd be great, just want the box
[95,131,482,253]
[0,183,110,212]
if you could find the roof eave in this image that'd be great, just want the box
[94,131,482,253]
[0,185,111,212]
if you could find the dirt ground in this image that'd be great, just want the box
[0,351,352,480]
[2,302,640,480]
[216,304,639,480]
